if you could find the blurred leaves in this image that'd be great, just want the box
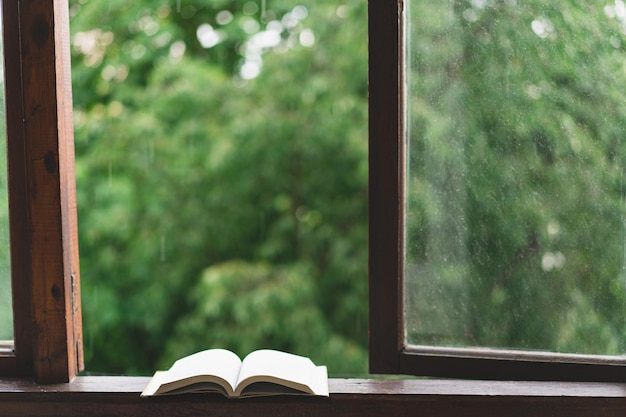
[406,0,626,354]
[0,79,10,341]
[162,260,366,374]
[70,0,626,377]
[72,0,368,375]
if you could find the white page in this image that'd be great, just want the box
[237,350,328,395]
[160,349,242,393]
[309,364,329,396]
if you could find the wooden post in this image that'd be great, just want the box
[16,0,83,383]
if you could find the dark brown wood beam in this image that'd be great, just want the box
[2,378,626,417]
[13,0,83,383]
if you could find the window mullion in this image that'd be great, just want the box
[368,0,405,375]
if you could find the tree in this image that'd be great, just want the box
[406,0,626,354]
[71,0,368,374]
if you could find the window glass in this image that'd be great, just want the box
[0,1,12,342]
[405,0,626,355]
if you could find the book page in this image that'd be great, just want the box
[141,371,168,396]
[236,350,328,396]
[160,349,242,394]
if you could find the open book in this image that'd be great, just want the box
[141,349,329,398]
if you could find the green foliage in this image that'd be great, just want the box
[71,0,626,376]
[71,0,368,375]
[406,0,626,354]
[163,260,366,374]
[0,77,10,341]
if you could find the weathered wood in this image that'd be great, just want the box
[54,0,84,381]
[1,378,626,417]
[12,0,83,383]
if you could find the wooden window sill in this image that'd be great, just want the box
[1,377,626,416]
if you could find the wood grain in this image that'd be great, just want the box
[1,377,626,417]
[8,0,84,383]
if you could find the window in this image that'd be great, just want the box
[0,0,83,383]
[371,0,626,381]
[4,0,626,391]
[1,3,626,417]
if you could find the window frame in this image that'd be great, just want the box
[368,0,626,381]
[0,0,83,383]
[3,0,625,389]
[367,0,404,375]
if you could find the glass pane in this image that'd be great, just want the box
[405,0,626,356]
[0,2,11,343]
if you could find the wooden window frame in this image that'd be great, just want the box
[1,0,624,399]
[0,0,83,383]
[368,0,626,381]
[0,1,623,415]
